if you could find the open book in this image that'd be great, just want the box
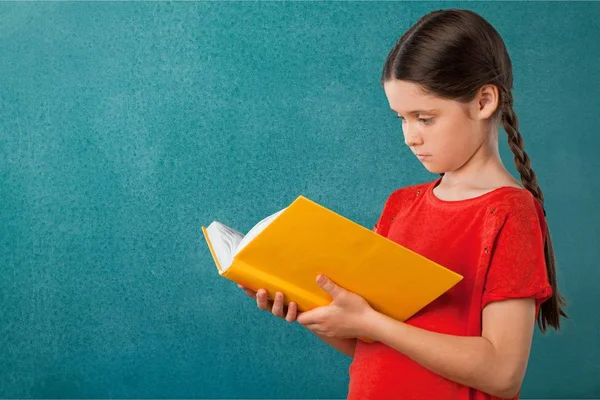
[202,195,463,343]
[203,207,287,274]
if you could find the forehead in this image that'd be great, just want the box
[383,80,448,113]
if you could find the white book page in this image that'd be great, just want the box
[206,222,244,271]
[232,207,287,262]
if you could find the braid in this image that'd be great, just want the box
[500,87,568,331]
[500,90,544,204]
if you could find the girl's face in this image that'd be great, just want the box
[383,79,495,175]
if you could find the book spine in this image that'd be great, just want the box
[223,259,325,313]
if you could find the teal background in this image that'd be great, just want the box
[1,1,598,398]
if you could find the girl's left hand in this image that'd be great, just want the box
[297,274,375,339]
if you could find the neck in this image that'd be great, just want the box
[441,128,519,190]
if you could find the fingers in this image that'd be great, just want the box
[238,284,298,323]
[285,301,298,323]
[273,293,298,323]
[256,289,271,311]
[272,292,285,318]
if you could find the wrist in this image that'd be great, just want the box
[359,308,384,340]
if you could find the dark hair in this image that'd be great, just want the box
[381,9,567,331]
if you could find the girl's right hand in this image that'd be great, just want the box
[237,283,299,323]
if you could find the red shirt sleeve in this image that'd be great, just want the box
[372,189,404,236]
[372,198,388,233]
[481,197,553,317]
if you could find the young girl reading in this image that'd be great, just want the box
[238,8,567,400]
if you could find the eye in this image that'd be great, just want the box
[396,115,434,125]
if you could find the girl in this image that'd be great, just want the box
[238,8,567,400]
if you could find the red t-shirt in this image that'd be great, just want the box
[347,177,553,400]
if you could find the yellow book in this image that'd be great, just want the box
[201,195,463,343]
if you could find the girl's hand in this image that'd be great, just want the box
[237,283,299,323]
[296,274,374,339]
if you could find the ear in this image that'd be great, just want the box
[473,84,499,120]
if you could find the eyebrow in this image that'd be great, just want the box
[391,108,438,115]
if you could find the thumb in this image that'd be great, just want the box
[317,274,343,298]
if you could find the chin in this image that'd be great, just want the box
[420,158,453,175]
[422,164,444,174]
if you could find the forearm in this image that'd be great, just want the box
[311,331,356,358]
[364,311,518,398]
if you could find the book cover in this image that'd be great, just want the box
[202,195,463,342]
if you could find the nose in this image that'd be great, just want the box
[403,123,423,147]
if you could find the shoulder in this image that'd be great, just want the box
[374,179,435,235]
[493,189,543,218]
[489,189,547,237]
[384,179,435,205]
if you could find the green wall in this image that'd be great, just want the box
[1,1,598,398]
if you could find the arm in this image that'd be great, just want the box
[363,298,537,399]
[310,331,356,358]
